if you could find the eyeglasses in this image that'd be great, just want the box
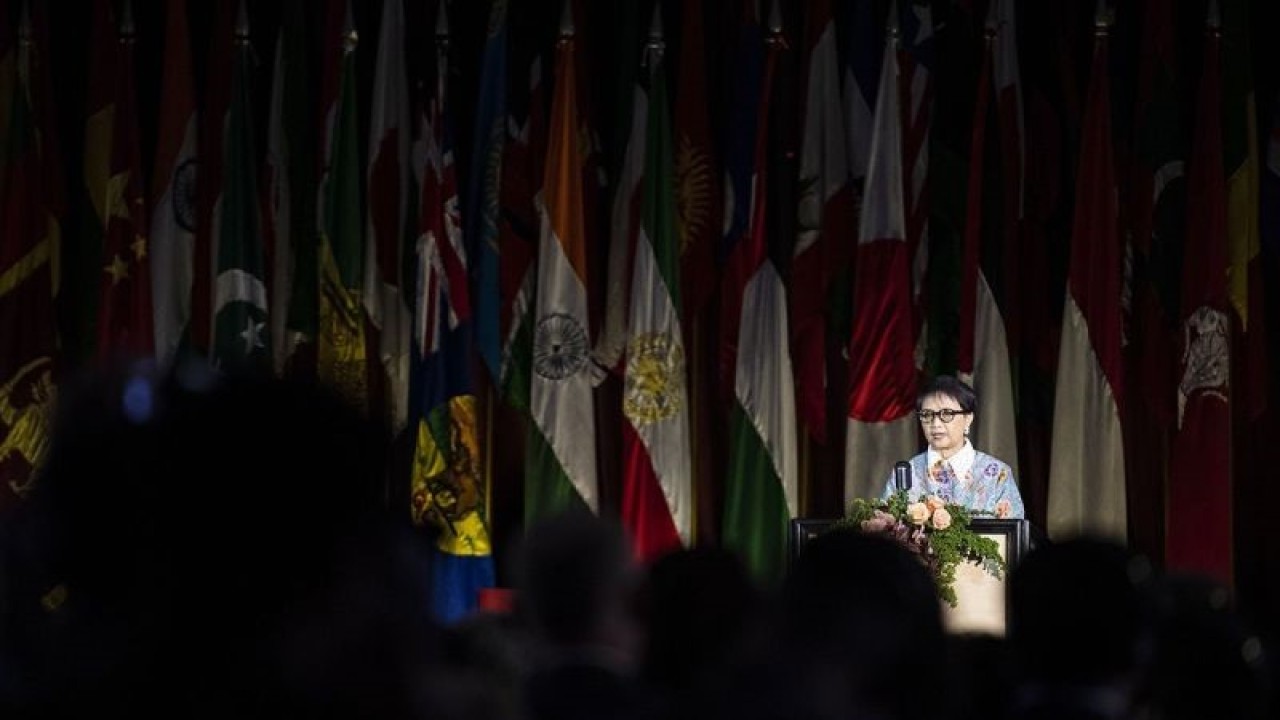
[917,409,970,424]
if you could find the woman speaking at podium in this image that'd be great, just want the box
[881,375,1025,519]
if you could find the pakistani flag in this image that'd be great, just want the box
[212,5,268,370]
[526,19,597,519]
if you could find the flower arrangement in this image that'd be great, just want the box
[836,491,1006,607]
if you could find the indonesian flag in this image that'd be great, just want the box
[619,7,692,560]
[1047,16,1126,542]
[844,5,918,504]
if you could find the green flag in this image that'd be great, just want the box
[212,5,268,370]
[316,0,367,407]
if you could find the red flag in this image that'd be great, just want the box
[1167,16,1232,583]
[90,0,152,360]
[0,2,61,509]
[675,0,719,322]
[844,6,918,503]
[792,0,852,444]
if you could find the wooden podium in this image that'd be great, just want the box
[789,518,1031,635]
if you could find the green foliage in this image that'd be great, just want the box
[834,490,1006,607]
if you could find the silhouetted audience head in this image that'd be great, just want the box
[777,529,945,720]
[1010,538,1154,687]
[1008,538,1156,720]
[1144,575,1273,720]
[514,510,641,659]
[946,633,1016,720]
[641,547,762,696]
[0,362,440,718]
[514,512,652,720]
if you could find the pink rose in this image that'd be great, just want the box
[906,502,930,525]
[995,499,1012,519]
[931,507,952,530]
[861,510,895,534]
[925,495,946,513]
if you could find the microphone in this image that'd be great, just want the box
[893,461,911,494]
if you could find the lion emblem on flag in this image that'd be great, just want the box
[1177,305,1229,427]
[0,357,56,501]
[624,332,685,426]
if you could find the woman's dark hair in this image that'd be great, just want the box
[916,375,978,414]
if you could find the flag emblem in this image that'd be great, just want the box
[533,313,589,381]
[173,159,198,232]
[675,138,714,255]
[623,332,685,426]
[0,357,55,499]
[410,397,490,557]
[1177,306,1230,425]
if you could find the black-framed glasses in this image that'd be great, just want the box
[917,409,970,424]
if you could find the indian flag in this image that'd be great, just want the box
[526,16,597,519]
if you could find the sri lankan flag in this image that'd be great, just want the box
[317,0,367,408]
[0,2,60,510]
[410,11,492,622]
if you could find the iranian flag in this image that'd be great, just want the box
[619,7,692,561]
[1047,11,1126,542]
[844,6,917,504]
[526,16,597,519]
